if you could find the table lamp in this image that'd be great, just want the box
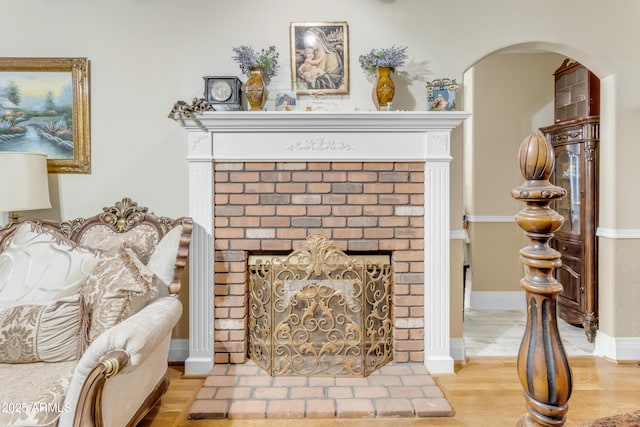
[0,152,52,223]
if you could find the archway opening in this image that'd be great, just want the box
[459,42,609,357]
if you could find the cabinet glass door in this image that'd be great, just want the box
[554,148,581,235]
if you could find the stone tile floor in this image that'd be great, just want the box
[188,360,453,420]
[463,308,595,357]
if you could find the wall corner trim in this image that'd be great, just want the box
[168,338,189,362]
[450,338,466,361]
[450,229,466,239]
[596,228,640,239]
[465,215,515,223]
[469,291,527,310]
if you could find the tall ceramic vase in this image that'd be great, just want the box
[246,66,267,111]
[373,66,395,110]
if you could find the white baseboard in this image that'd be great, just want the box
[594,331,640,362]
[168,338,189,362]
[450,338,466,361]
[469,291,526,310]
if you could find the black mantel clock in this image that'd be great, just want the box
[203,76,243,111]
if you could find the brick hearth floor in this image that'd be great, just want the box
[188,360,453,420]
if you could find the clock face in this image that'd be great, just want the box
[210,80,233,102]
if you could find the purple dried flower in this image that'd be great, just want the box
[359,45,408,75]
[232,45,279,82]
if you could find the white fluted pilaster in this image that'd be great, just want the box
[423,131,453,374]
[185,132,215,376]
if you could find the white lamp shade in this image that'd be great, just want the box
[0,152,52,212]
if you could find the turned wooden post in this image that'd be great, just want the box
[512,133,573,426]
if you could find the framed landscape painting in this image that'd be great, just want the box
[290,22,349,95]
[0,57,90,173]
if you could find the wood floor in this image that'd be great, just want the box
[139,357,640,427]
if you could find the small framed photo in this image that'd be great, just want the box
[275,91,297,110]
[290,21,349,95]
[426,78,458,111]
[0,57,90,173]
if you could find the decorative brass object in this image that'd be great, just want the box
[248,235,393,377]
[168,97,214,119]
[512,134,572,426]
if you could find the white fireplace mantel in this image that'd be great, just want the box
[174,110,470,376]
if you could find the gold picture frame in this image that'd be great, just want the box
[0,57,90,173]
[290,22,349,95]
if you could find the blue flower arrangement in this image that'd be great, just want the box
[231,45,280,82]
[359,45,408,76]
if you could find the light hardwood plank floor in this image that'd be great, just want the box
[140,357,640,427]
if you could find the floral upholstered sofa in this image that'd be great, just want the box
[0,198,192,427]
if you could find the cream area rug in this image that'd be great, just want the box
[580,410,640,427]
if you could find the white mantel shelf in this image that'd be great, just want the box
[177,110,470,163]
[173,110,470,376]
[174,110,470,132]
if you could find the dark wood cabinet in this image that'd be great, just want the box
[553,59,600,123]
[540,59,600,342]
[540,116,599,342]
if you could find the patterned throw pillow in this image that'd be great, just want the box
[146,225,183,298]
[0,222,102,304]
[79,224,159,264]
[80,246,155,342]
[0,295,88,363]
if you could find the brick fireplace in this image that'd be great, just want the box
[173,111,469,376]
[214,161,424,365]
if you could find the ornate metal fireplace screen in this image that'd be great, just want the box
[248,235,393,377]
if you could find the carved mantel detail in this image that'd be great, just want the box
[287,138,353,152]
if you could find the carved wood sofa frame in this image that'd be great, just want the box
[0,197,192,427]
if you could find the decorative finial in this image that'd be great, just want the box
[512,133,566,202]
[518,133,554,182]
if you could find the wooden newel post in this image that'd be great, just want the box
[511,133,573,426]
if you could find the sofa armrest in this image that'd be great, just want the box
[60,296,182,427]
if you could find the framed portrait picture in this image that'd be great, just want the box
[290,21,349,95]
[0,57,90,173]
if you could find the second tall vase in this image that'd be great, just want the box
[373,66,395,110]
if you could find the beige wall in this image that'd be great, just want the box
[464,52,563,297]
[450,123,465,338]
[173,262,190,338]
[450,239,464,339]
[2,0,640,346]
[467,222,529,293]
[466,52,563,217]
[598,238,640,337]
[4,0,637,224]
